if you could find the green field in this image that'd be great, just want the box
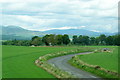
[2,45,118,78]
[78,46,118,72]
[2,45,80,78]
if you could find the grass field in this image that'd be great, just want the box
[78,46,118,72]
[68,46,118,78]
[2,45,118,78]
[2,45,81,78]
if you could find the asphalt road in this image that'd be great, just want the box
[48,52,100,78]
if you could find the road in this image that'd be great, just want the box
[48,52,100,78]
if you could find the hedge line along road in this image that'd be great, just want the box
[48,52,100,78]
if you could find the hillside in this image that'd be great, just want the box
[43,29,113,37]
[1,25,45,40]
[1,25,115,40]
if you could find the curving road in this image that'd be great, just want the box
[48,52,100,78]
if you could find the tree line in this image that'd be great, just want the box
[2,34,120,46]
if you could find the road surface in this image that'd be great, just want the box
[48,52,100,78]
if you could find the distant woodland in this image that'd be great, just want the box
[2,34,120,46]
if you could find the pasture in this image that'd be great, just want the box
[2,45,80,78]
[2,45,118,78]
[78,46,118,72]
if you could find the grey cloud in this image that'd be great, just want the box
[1,0,118,32]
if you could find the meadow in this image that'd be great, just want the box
[2,45,118,78]
[2,45,81,78]
[78,46,118,72]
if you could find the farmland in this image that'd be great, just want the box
[2,45,118,78]
[2,45,82,78]
[78,46,118,72]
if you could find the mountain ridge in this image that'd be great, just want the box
[42,29,113,36]
[1,25,115,40]
[1,25,45,40]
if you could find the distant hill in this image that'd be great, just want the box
[1,25,115,40]
[43,29,113,37]
[1,25,45,40]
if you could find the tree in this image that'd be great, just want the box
[32,36,39,41]
[90,37,95,45]
[2,40,14,45]
[16,40,23,46]
[62,34,70,45]
[95,37,100,45]
[77,35,83,45]
[3,34,119,46]
[48,34,56,46]
[55,35,63,45]
[12,39,19,45]
[82,36,90,45]
[22,40,31,46]
[106,36,114,45]
[42,35,50,46]
[114,35,120,46]
[31,37,42,46]
[98,34,106,45]
[72,35,78,45]
[42,34,56,46]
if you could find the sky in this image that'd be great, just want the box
[0,0,119,32]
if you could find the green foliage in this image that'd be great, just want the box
[62,34,70,45]
[82,36,89,45]
[2,40,31,46]
[55,35,63,45]
[2,34,120,46]
[72,35,77,44]
[42,34,70,46]
[31,36,39,41]
[42,34,50,46]
[106,36,114,45]
[72,34,120,46]
[90,37,96,45]
[31,37,43,46]
[114,35,120,46]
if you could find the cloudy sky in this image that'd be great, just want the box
[1,0,119,32]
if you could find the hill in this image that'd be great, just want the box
[1,25,45,40]
[43,29,113,37]
[1,25,115,40]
